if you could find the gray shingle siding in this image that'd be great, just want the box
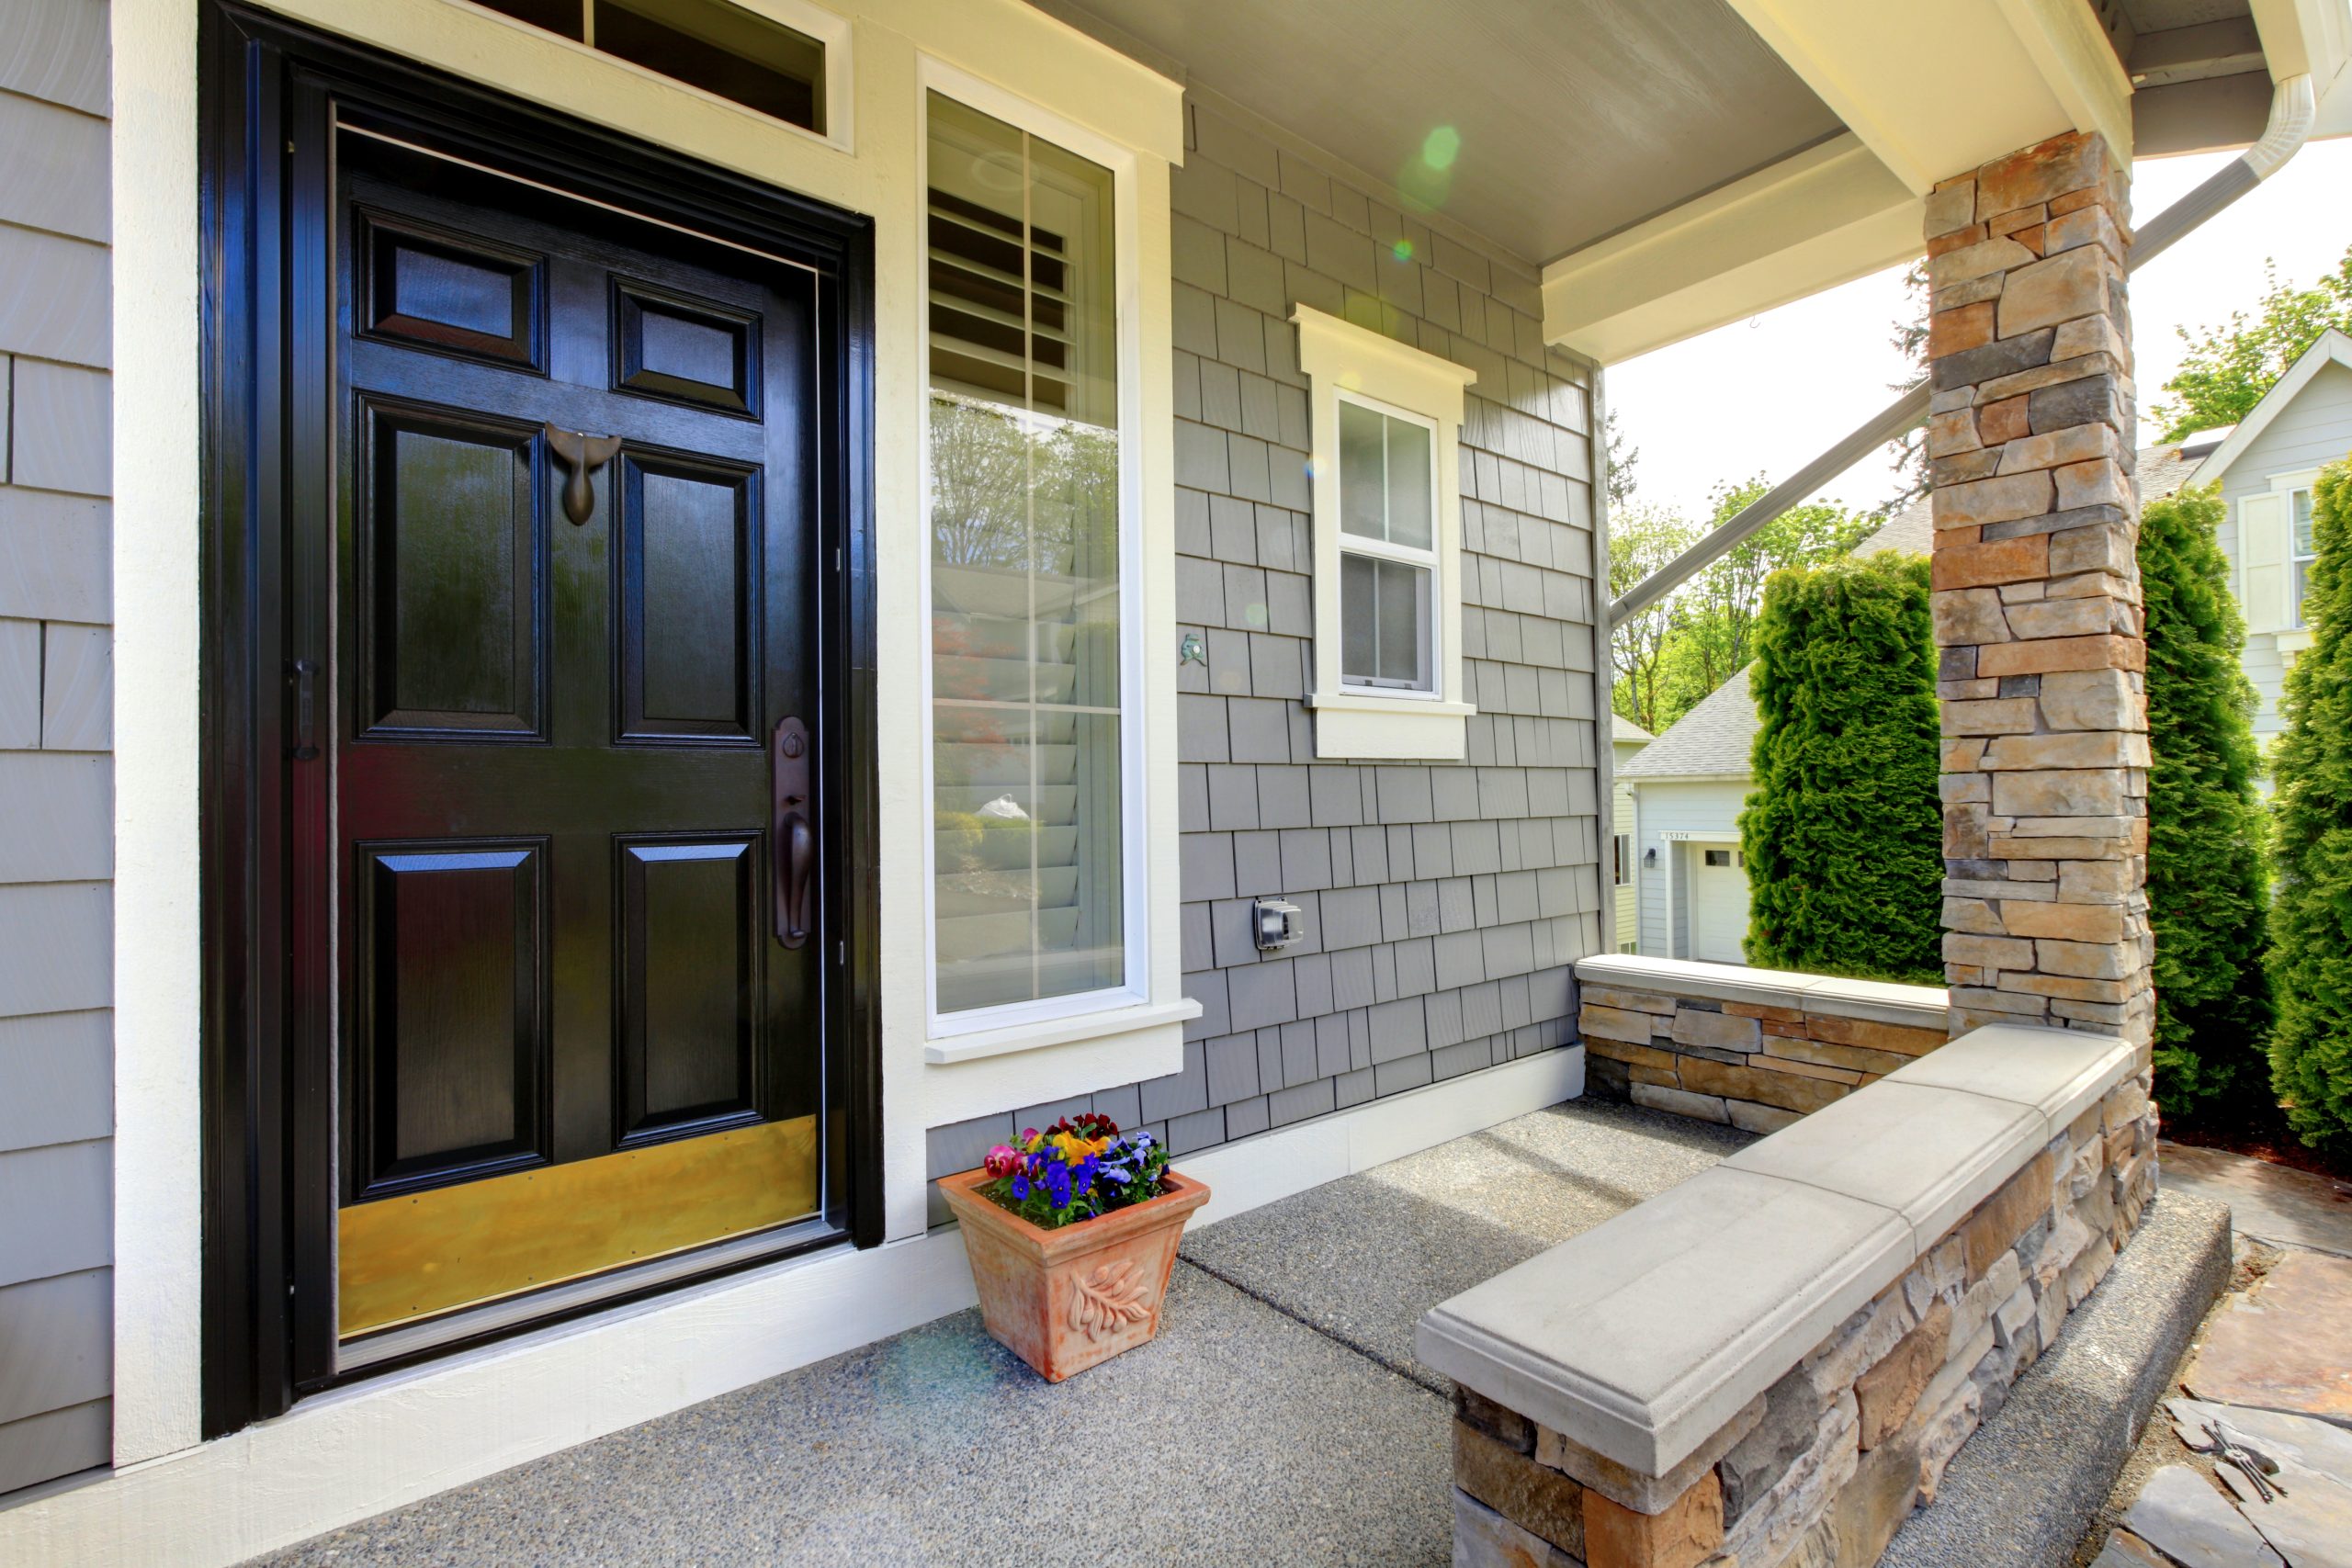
[928,91,1603,1205]
[0,0,114,1495]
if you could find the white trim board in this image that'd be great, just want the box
[0,1049,1584,1567]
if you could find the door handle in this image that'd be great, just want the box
[773,717,814,948]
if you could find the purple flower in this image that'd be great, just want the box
[1047,1164,1073,1207]
[1010,1171,1030,1201]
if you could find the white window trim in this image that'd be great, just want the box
[913,57,1193,1059]
[446,0,857,154]
[1293,304,1478,761]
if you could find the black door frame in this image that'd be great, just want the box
[198,0,882,1438]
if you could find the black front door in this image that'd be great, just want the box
[328,132,828,1342]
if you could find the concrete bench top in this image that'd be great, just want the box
[1574,953,1951,1031]
[1415,1023,2136,1478]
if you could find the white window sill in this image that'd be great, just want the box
[921,997,1203,1066]
[2278,629,2314,655]
[1307,690,1476,761]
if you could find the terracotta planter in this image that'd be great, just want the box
[938,1167,1212,1381]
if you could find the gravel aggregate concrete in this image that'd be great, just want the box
[1179,1100,1750,1386]
[258,1266,1455,1568]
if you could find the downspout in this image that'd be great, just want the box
[1602,72,2319,629]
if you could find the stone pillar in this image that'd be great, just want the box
[1922,131,2154,1047]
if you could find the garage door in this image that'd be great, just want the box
[1690,846,1751,964]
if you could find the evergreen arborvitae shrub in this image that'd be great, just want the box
[2269,457,2352,1146]
[1740,552,1943,983]
[2139,484,2273,1117]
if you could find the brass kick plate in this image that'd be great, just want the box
[338,1116,819,1338]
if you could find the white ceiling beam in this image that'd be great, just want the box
[1541,134,1918,365]
[1724,0,2129,192]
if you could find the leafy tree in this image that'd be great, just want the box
[1882,259,1931,514]
[1740,552,1943,983]
[1660,478,1876,717]
[2153,247,2352,441]
[1607,503,1698,733]
[2268,457,2352,1146]
[2140,485,2273,1115]
[1605,406,1640,507]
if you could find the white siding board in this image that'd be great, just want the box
[0,93,109,243]
[2213,361,2352,742]
[0,1010,110,1153]
[1630,777,1751,960]
[0,1140,110,1288]
[0,227,109,368]
[0,1398,108,1495]
[0,0,110,116]
[41,621,108,750]
[9,360,111,492]
[0,488,110,622]
[0,753,110,882]
[0,617,39,748]
[0,1269,109,1425]
[0,882,110,1017]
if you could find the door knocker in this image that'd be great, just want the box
[545,423,623,525]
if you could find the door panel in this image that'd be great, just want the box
[357,209,548,368]
[356,842,548,1194]
[333,130,824,1344]
[618,453,760,742]
[613,278,761,414]
[616,834,762,1141]
[362,402,544,735]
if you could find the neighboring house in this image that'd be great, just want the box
[2192,327,2352,749]
[1610,716,1653,952]
[1619,441,2204,964]
[0,0,2337,1558]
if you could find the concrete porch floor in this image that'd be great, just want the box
[255,1101,1747,1567]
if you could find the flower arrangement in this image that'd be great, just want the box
[978,1112,1170,1230]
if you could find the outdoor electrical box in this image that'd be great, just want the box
[1251,897,1304,952]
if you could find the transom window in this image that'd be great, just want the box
[924,91,1131,1022]
[2292,486,2316,627]
[469,0,830,133]
[1339,399,1437,692]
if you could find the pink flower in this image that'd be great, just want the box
[983,1145,1020,1177]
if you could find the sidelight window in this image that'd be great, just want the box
[924,91,1133,1023]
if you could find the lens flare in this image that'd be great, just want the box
[1420,126,1461,170]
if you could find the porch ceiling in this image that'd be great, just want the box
[1026,0,1844,266]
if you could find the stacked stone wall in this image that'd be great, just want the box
[1579,982,1948,1134]
[1921,131,2154,1047]
[1451,1066,2159,1568]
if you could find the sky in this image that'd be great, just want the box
[1606,138,2352,523]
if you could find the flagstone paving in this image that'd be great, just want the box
[2158,1141,2352,1258]
[2087,1245,2352,1568]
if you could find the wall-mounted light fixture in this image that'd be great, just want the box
[1251,897,1304,952]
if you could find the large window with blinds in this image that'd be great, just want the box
[925,91,1131,1022]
